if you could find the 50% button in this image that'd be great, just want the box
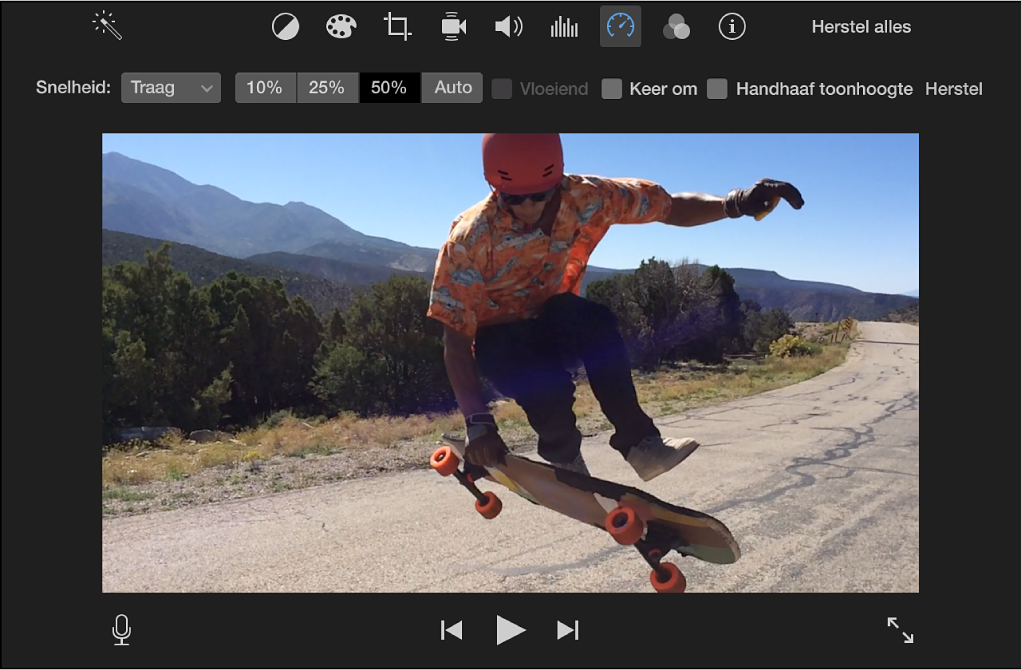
[235,73,297,103]
[359,73,421,102]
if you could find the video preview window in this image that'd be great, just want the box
[102,133,918,598]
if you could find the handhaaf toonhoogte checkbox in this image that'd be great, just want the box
[491,78,513,99]
[601,78,623,99]
[707,78,728,99]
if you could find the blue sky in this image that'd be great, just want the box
[101,133,919,295]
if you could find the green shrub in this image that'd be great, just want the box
[262,409,294,429]
[769,334,818,358]
[586,259,742,368]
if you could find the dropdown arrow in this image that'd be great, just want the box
[202,84,213,92]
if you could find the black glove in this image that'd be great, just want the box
[465,413,508,467]
[724,178,805,219]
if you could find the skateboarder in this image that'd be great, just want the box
[427,133,803,480]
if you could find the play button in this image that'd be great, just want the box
[496,616,525,645]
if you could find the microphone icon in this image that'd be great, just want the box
[112,614,131,645]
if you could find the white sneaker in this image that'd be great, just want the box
[551,452,590,476]
[626,436,699,482]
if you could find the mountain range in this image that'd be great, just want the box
[101,152,919,321]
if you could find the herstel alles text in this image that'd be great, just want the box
[812,20,912,34]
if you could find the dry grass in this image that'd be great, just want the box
[102,412,465,488]
[102,337,853,501]
[635,343,848,415]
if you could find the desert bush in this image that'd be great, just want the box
[769,334,819,358]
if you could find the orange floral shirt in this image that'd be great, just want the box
[427,174,674,339]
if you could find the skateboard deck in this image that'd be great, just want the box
[431,434,741,592]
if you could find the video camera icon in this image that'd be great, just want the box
[495,15,523,37]
[442,12,466,41]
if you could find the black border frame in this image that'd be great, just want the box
[6,1,994,667]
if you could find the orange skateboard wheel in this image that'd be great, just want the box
[650,562,687,593]
[430,446,459,476]
[605,506,644,545]
[475,491,502,519]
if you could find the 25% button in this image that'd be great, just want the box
[297,73,360,102]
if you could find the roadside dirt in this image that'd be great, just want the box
[101,419,604,518]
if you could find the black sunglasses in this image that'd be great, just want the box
[499,184,558,206]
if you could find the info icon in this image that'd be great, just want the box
[600,6,641,47]
[719,13,745,40]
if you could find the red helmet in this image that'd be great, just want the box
[482,133,564,195]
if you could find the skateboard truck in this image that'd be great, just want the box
[431,445,503,519]
[638,542,671,582]
[604,507,687,593]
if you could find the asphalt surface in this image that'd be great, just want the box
[102,321,919,593]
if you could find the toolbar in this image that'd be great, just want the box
[115,72,982,106]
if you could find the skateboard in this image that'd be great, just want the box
[430,434,741,593]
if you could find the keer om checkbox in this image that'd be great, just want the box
[602,78,623,99]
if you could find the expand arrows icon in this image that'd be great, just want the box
[887,617,913,643]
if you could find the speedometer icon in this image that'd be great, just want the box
[601,6,641,46]
[607,12,634,37]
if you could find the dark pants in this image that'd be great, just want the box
[473,292,659,463]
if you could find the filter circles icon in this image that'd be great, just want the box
[664,14,690,39]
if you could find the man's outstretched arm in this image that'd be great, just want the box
[662,192,728,227]
[662,178,805,227]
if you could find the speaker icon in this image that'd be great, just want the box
[495,15,523,37]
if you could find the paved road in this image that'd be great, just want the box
[102,322,918,593]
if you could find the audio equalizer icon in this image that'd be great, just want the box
[551,16,578,37]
